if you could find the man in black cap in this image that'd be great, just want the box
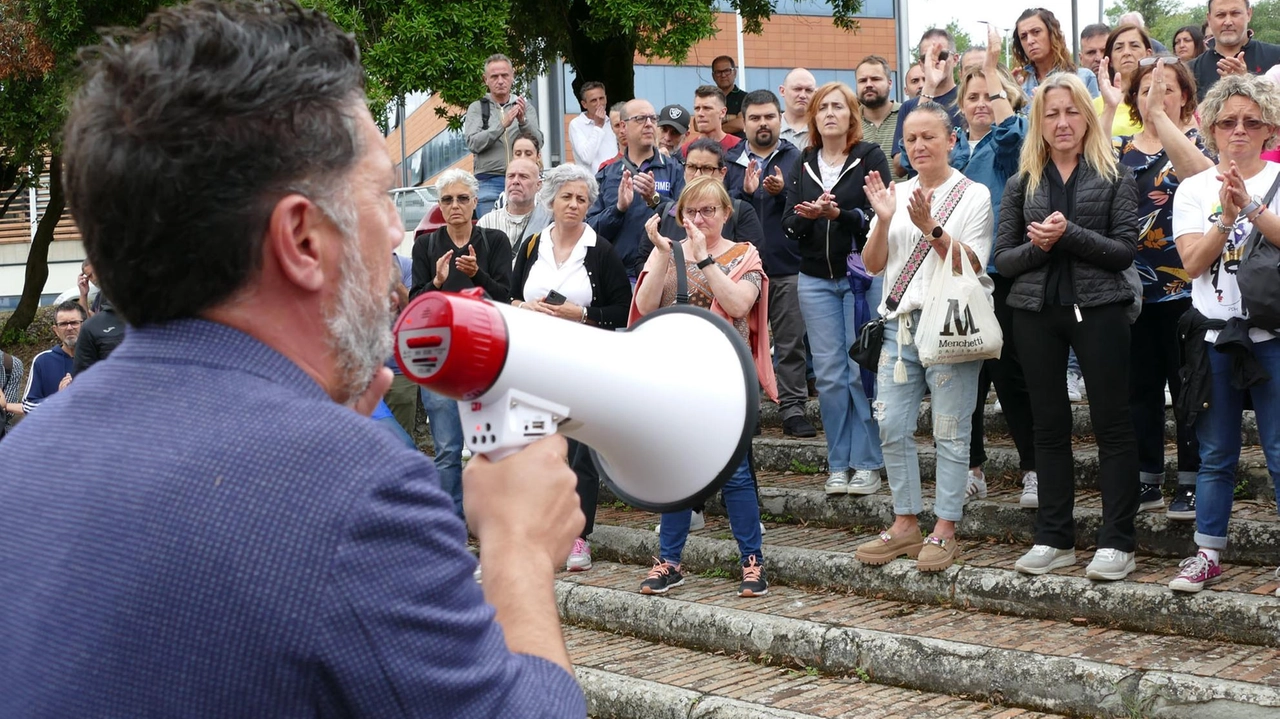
[657,104,690,157]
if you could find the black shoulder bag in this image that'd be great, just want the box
[1237,170,1280,331]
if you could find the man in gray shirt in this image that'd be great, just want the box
[463,54,544,216]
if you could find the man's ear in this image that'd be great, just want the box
[265,195,328,293]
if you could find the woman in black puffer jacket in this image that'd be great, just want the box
[994,72,1140,583]
[781,81,891,499]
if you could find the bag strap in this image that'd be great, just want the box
[885,177,974,311]
[1242,170,1280,258]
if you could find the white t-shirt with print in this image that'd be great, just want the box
[1171,162,1280,344]
[868,169,994,319]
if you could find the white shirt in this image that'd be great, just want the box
[478,206,532,251]
[816,154,842,193]
[780,118,809,149]
[868,169,994,319]
[523,222,596,308]
[569,113,618,172]
[1172,162,1280,344]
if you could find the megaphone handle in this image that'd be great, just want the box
[459,389,568,464]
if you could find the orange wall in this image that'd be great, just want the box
[388,11,898,182]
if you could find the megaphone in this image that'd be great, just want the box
[393,288,758,513]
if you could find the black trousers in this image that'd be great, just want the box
[1129,298,1198,484]
[1012,303,1139,552]
[970,274,1037,471]
[570,439,600,539]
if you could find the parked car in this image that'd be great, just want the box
[390,186,438,255]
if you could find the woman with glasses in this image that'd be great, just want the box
[632,175,776,597]
[994,72,1141,582]
[1095,25,1154,136]
[782,81,889,498]
[409,168,514,521]
[1169,74,1280,593]
[510,163,633,573]
[1114,60,1212,523]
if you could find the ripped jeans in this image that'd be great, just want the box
[874,311,983,522]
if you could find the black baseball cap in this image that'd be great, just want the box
[657,104,690,134]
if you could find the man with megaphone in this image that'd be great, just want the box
[0,3,588,716]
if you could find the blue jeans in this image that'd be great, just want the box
[659,454,761,566]
[476,173,505,218]
[797,274,883,471]
[1194,338,1280,549]
[420,387,464,519]
[874,313,982,522]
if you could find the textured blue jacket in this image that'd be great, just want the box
[0,319,585,718]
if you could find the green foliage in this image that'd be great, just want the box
[946,20,974,55]
[789,459,821,474]
[699,566,733,578]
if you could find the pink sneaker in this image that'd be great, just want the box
[1169,551,1222,593]
[566,538,592,572]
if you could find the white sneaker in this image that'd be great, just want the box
[1019,471,1039,509]
[1014,544,1076,575]
[1066,371,1085,402]
[759,522,767,536]
[965,469,988,506]
[847,469,882,495]
[566,538,592,572]
[825,470,850,495]
[1086,548,1136,581]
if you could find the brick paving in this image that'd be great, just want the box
[566,626,1069,718]
[561,561,1280,687]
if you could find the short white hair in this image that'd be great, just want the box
[536,163,599,209]
[433,168,479,196]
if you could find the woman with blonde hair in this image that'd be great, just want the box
[957,25,1039,509]
[632,175,776,598]
[782,81,889,497]
[993,72,1141,581]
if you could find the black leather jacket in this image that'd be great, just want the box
[993,162,1139,312]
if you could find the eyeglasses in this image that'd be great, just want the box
[1214,117,1269,132]
[55,320,82,329]
[712,67,736,77]
[684,206,721,219]
[624,114,658,125]
[1138,56,1182,67]
[439,194,473,205]
[686,163,722,176]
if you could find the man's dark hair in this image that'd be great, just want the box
[685,137,726,167]
[578,80,605,101]
[1081,22,1111,40]
[54,299,87,321]
[1207,0,1251,11]
[919,27,957,53]
[63,0,364,327]
[741,89,781,113]
[711,55,736,69]
[694,85,727,105]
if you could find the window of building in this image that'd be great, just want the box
[407,130,469,186]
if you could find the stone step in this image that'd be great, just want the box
[559,559,1280,719]
[567,626,1066,719]
[749,432,1274,500]
[708,475,1280,567]
[584,520,1280,649]
[758,398,1261,446]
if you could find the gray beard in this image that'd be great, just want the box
[323,207,395,406]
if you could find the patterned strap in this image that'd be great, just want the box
[884,177,974,311]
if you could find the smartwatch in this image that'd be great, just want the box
[931,225,945,239]
[696,256,716,270]
[1241,196,1264,221]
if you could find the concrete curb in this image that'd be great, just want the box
[559,577,1280,719]
[576,666,825,719]
[758,400,1260,446]
[585,524,1280,648]
[749,437,1274,500]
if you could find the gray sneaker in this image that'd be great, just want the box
[1019,471,1039,509]
[1086,548,1135,581]
[1014,544,1076,575]
[847,469,882,495]
[824,470,850,495]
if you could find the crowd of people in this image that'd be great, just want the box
[402,0,1280,598]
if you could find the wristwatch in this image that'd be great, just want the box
[696,256,716,270]
[1213,215,1236,234]
[646,192,661,209]
[988,90,1009,101]
[1241,195,1264,221]
[931,225,945,239]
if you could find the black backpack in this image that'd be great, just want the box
[1238,172,1280,330]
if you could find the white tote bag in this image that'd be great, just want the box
[915,241,1003,367]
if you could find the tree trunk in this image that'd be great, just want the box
[564,0,637,105]
[2,153,62,339]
